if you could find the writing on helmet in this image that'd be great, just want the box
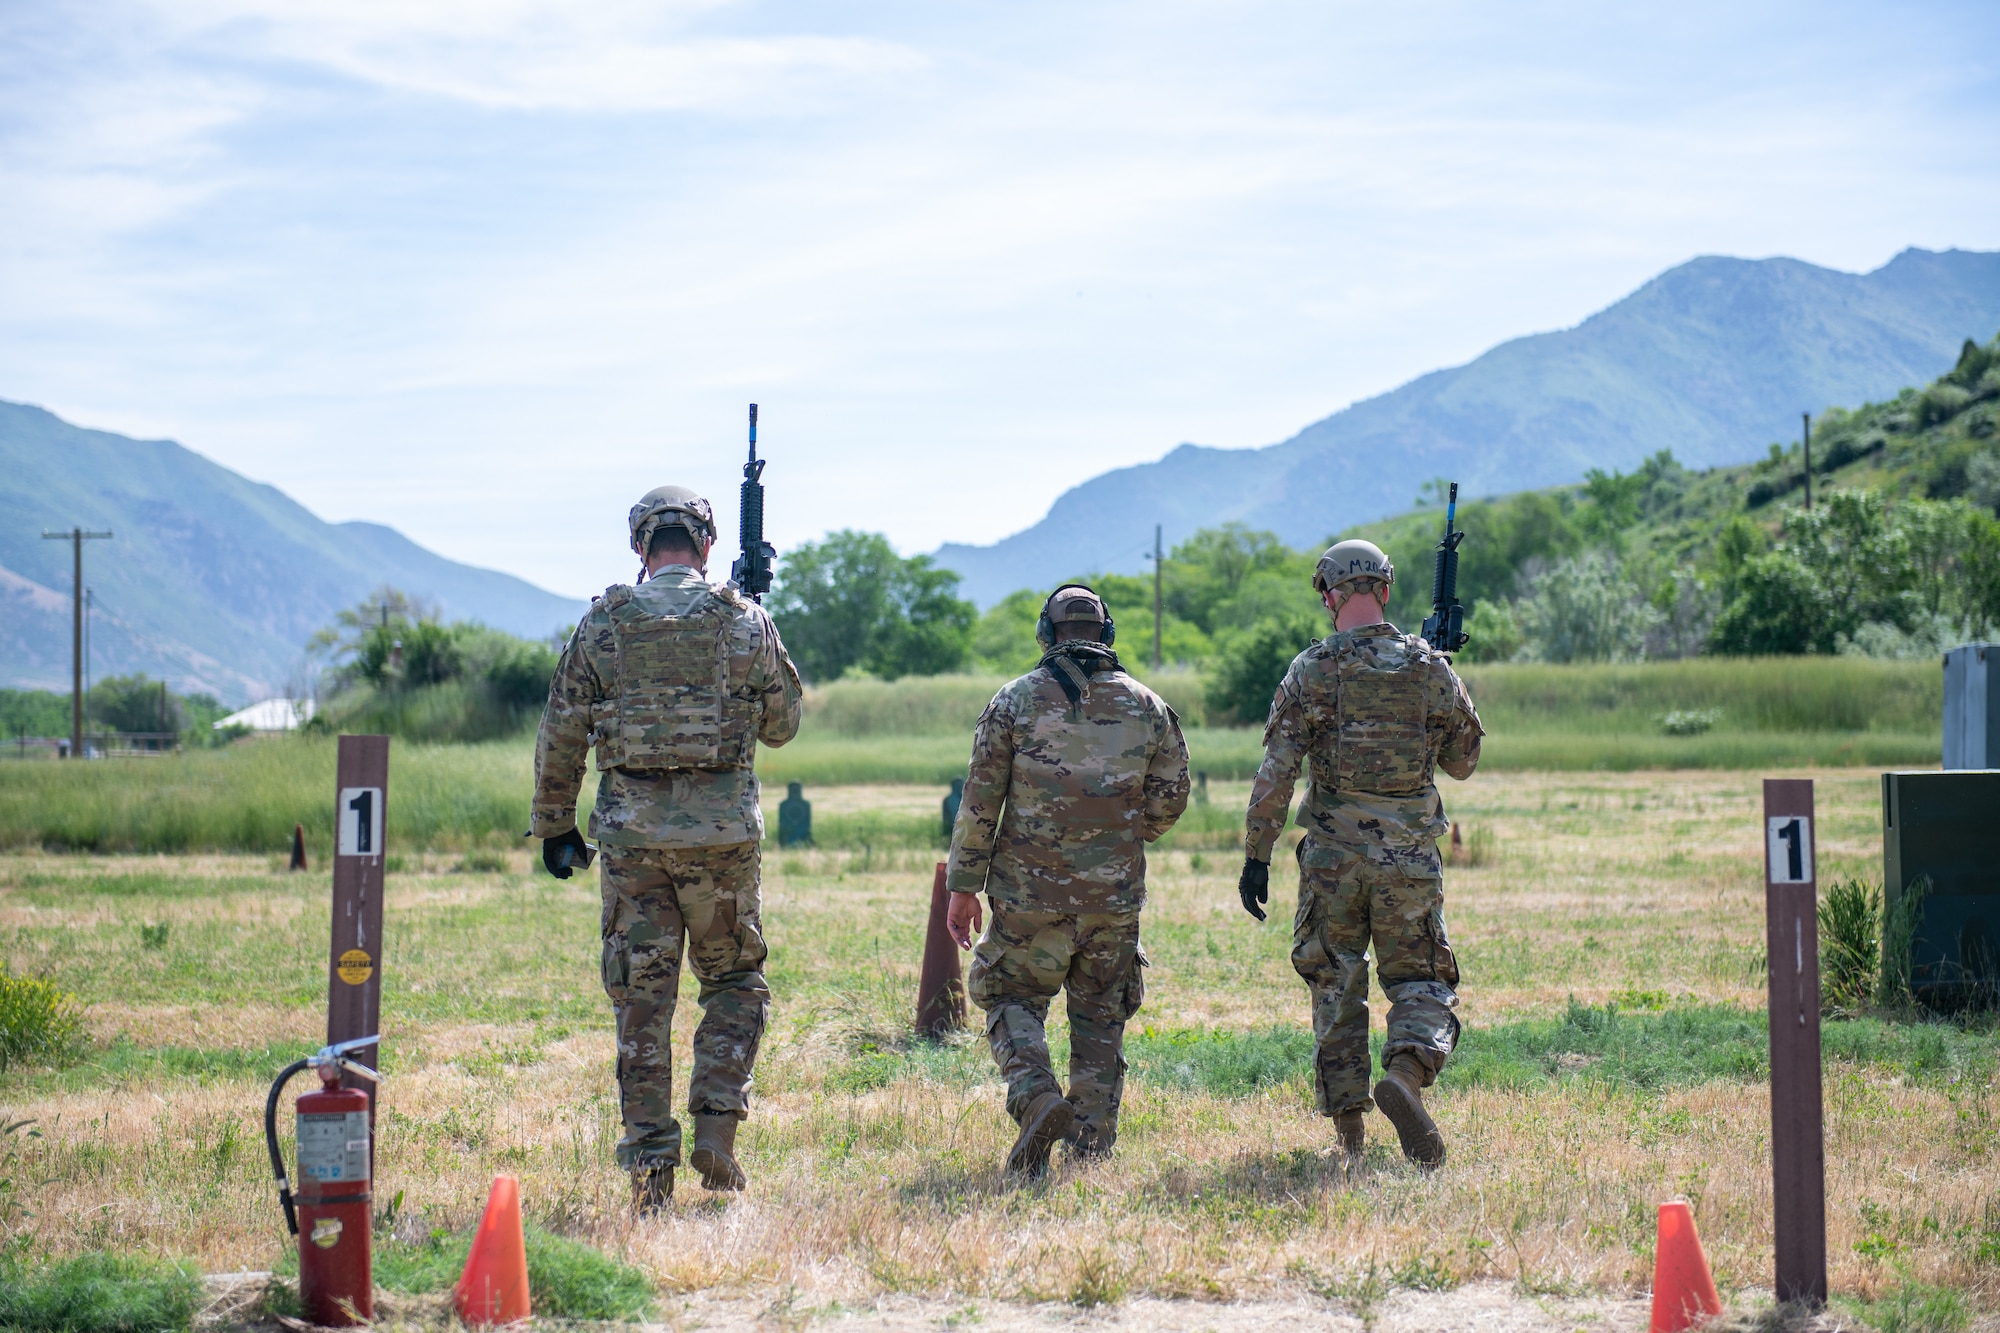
[1313,540,1394,594]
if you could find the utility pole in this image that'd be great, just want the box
[41,527,112,759]
[1802,413,1813,511]
[1152,524,1164,671]
[84,589,94,750]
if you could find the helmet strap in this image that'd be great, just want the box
[1327,580,1386,624]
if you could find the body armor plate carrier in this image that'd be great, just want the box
[1304,634,1434,798]
[596,586,753,771]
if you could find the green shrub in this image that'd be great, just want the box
[1203,616,1318,726]
[1514,552,1662,662]
[1658,708,1722,736]
[0,1251,203,1333]
[0,964,88,1070]
[370,1225,654,1320]
[770,531,975,682]
[1820,878,1882,1014]
[1842,1278,1971,1333]
[1881,875,1931,1009]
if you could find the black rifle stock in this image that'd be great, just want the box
[1421,481,1469,654]
[731,403,776,602]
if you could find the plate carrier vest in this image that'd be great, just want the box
[593,584,755,772]
[1299,632,1435,798]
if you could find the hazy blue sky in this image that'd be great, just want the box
[4,1,1997,596]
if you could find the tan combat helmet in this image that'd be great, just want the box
[628,486,716,558]
[1313,539,1394,595]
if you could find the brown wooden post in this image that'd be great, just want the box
[328,736,390,1119]
[1763,777,1826,1306]
[916,862,966,1038]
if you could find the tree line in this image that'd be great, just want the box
[768,329,2000,725]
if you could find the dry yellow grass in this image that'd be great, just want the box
[3,767,1995,1324]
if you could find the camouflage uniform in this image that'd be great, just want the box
[947,642,1190,1151]
[532,564,803,1170]
[1244,623,1482,1118]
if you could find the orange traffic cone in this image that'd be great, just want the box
[454,1175,531,1325]
[1649,1200,1723,1332]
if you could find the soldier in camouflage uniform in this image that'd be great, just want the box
[532,486,804,1213]
[1237,540,1482,1167]
[945,585,1190,1179]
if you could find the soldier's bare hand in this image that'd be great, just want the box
[946,891,983,950]
[1238,858,1269,921]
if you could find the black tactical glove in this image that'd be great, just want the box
[1238,858,1269,921]
[541,827,594,880]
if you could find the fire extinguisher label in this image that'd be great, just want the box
[299,1111,371,1182]
[310,1217,344,1249]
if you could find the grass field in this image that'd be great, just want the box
[0,657,1948,855]
[5,768,1996,1324]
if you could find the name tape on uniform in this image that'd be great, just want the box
[1766,814,1814,885]
[338,787,384,858]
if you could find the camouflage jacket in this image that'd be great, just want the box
[1244,622,1482,864]
[531,565,804,849]
[946,644,1190,911]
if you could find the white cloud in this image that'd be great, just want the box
[1,0,1996,597]
[148,0,927,111]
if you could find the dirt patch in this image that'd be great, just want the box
[670,1284,1654,1331]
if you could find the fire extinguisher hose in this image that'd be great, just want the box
[264,1058,310,1236]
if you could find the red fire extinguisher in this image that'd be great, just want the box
[264,1036,382,1326]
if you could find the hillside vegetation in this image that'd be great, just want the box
[934,247,2000,604]
[1346,330,2000,668]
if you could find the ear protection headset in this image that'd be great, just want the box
[1036,583,1117,648]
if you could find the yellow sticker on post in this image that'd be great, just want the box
[336,948,373,986]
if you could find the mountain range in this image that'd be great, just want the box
[0,401,586,705]
[10,245,1999,698]
[935,247,2000,606]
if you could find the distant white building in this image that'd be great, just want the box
[214,698,315,732]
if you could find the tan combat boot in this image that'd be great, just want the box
[1005,1092,1076,1181]
[631,1165,673,1217]
[1372,1053,1446,1168]
[1335,1110,1365,1157]
[689,1111,748,1192]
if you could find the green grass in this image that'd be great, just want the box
[0,656,1947,853]
[361,1225,655,1320]
[0,735,562,855]
[1463,656,1940,735]
[759,1004,2000,1104]
[802,669,1211,735]
[1841,1279,1974,1333]
[8,771,1993,1310]
[0,1250,204,1333]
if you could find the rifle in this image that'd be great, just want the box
[730,403,776,602]
[1420,481,1469,654]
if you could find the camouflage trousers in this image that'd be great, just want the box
[599,842,770,1171]
[966,901,1146,1153]
[1290,834,1460,1117]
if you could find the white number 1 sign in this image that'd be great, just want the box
[1766,815,1814,885]
[338,787,384,858]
